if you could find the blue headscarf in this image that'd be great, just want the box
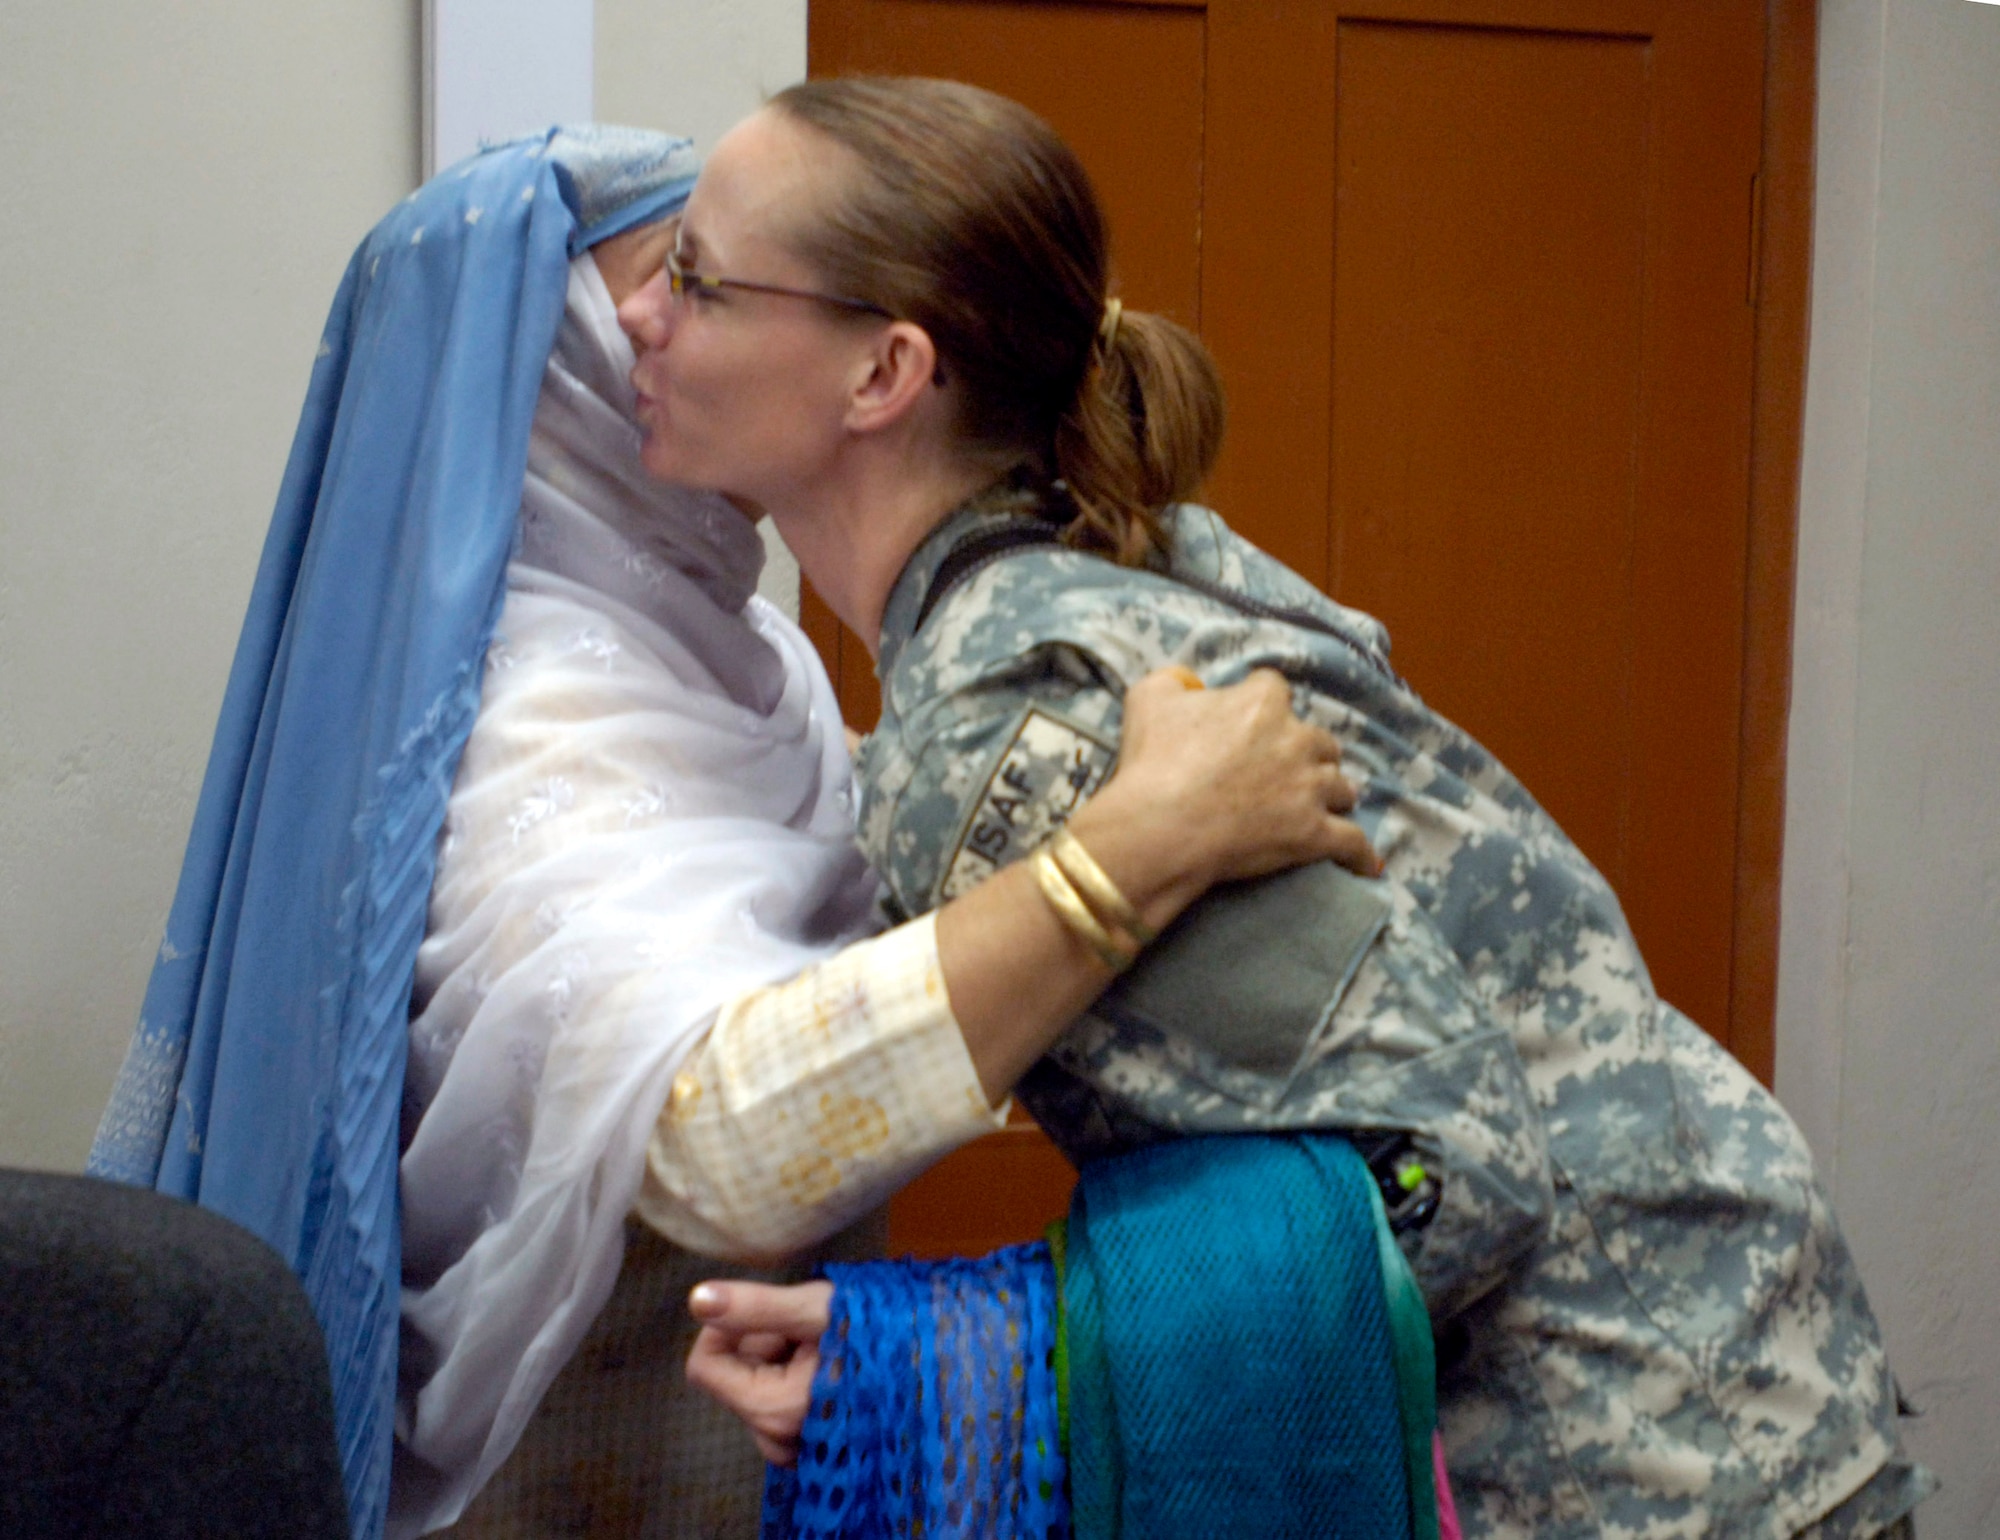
[88,125,698,1539]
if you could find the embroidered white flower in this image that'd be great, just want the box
[532,893,580,937]
[620,549,669,587]
[508,777,575,843]
[622,784,671,825]
[565,629,621,666]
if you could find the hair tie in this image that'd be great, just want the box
[1097,296,1123,353]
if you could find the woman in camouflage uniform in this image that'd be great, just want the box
[628,78,1932,1539]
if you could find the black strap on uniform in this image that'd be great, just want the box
[913,518,1404,689]
[912,520,1065,634]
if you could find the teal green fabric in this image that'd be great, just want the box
[1366,1174,1440,1540]
[1063,1135,1415,1540]
[1047,1218,1072,1455]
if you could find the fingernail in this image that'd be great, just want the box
[690,1283,723,1314]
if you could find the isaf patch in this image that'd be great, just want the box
[938,708,1117,901]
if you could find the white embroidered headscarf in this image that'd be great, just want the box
[389,255,879,1534]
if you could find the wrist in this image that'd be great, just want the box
[1062,796,1213,938]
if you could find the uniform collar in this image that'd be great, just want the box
[876,476,1057,678]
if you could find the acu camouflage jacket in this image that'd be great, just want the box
[854,499,1927,1540]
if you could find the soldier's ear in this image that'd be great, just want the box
[845,321,941,436]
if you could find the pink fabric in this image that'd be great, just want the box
[1435,1435,1463,1540]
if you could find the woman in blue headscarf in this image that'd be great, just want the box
[86,123,1369,1539]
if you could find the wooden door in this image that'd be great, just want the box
[804,0,1813,1257]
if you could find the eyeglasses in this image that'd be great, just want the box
[662,227,892,319]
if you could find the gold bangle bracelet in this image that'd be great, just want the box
[1033,848,1135,972]
[1048,828,1157,948]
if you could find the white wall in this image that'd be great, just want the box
[1776,0,2000,1530]
[427,0,595,175]
[0,3,421,1172]
[596,0,808,615]
[596,0,804,158]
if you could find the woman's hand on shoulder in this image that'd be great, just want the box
[1108,666,1378,887]
[933,664,1381,1101]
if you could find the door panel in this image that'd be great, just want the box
[1327,21,1654,894]
[884,1118,1077,1260]
[806,0,1797,1256]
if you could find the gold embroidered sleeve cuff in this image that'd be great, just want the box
[633,913,1007,1259]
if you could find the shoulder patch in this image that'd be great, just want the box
[937,707,1118,903]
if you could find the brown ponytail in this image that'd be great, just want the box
[768,77,1226,566]
[1055,307,1225,565]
